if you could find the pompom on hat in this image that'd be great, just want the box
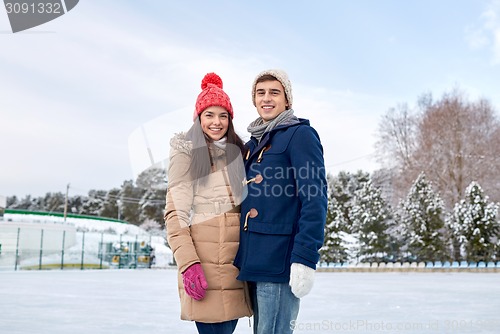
[194,72,233,120]
[251,69,293,108]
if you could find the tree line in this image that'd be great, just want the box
[321,87,500,264]
[6,167,167,232]
[5,87,500,263]
[321,170,499,264]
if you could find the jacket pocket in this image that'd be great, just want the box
[243,222,294,275]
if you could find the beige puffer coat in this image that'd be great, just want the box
[164,132,252,323]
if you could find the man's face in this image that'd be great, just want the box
[254,80,289,123]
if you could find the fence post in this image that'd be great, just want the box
[119,234,122,269]
[80,231,85,270]
[39,229,44,270]
[99,232,104,270]
[61,230,66,270]
[14,227,20,271]
[134,234,138,269]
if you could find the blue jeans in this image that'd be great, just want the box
[195,319,238,334]
[249,281,300,334]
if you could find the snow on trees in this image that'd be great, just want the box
[446,181,499,262]
[395,172,447,262]
[81,190,106,216]
[137,167,167,225]
[5,167,167,227]
[320,172,367,264]
[320,194,349,264]
[100,188,120,219]
[321,171,393,263]
[349,179,393,262]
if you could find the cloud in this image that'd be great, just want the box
[0,2,280,197]
[0,1,390,198]
[465,0,500,64]
[292,86,389,174]
[494,28,500,63]
[129,82,390,187]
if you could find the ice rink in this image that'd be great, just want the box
[1,269,499,333]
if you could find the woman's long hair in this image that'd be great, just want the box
[185,115,247,201]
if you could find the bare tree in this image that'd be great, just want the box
[412,89,500,207]
[376,88,500,209]
[374,103,418,205]
[375,103,417,170]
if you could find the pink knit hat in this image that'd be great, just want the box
[194,73,233,120]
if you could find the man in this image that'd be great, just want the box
[234,69,327,333]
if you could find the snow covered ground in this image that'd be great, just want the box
[1,270,499,334]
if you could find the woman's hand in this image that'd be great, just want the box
[182,263,208,300]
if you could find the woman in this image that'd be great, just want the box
[164,73,252,333]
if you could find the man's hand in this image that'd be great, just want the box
[289,262,315,298]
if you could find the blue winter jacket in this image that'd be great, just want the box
[234,118,327,283]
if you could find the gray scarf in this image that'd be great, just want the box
[247,109,300,142]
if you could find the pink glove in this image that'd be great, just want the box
[182,263,208,300]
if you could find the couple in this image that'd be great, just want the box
[164,69,327,334]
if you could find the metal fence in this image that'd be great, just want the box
[0,226,156,271]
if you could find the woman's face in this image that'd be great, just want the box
[199,106,230,141]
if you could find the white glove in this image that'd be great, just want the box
[289,262,315,298]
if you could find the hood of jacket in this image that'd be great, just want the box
[170,132,192,155]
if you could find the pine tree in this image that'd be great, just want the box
[320,172,369,264]
[139,188,165,225]
[396,172,447,262]
[12,195,43,211]
[81,190,106,216]
[447,181,499,262]
[6,195,18,208]
[7,195,22,209]
[349,180,392,262]
[320,194,349,264]
[43,192,65,212]
[134,167,167,225]
[330,170,370,232]
[119,180,144,225]
[100,188,120,219]
[12,195,42,211]
[136,166,167,190]
[68,195,85,214]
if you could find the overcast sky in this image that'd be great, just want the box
[1,0,500,198]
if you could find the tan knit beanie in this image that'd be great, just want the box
[251,69,293,108]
